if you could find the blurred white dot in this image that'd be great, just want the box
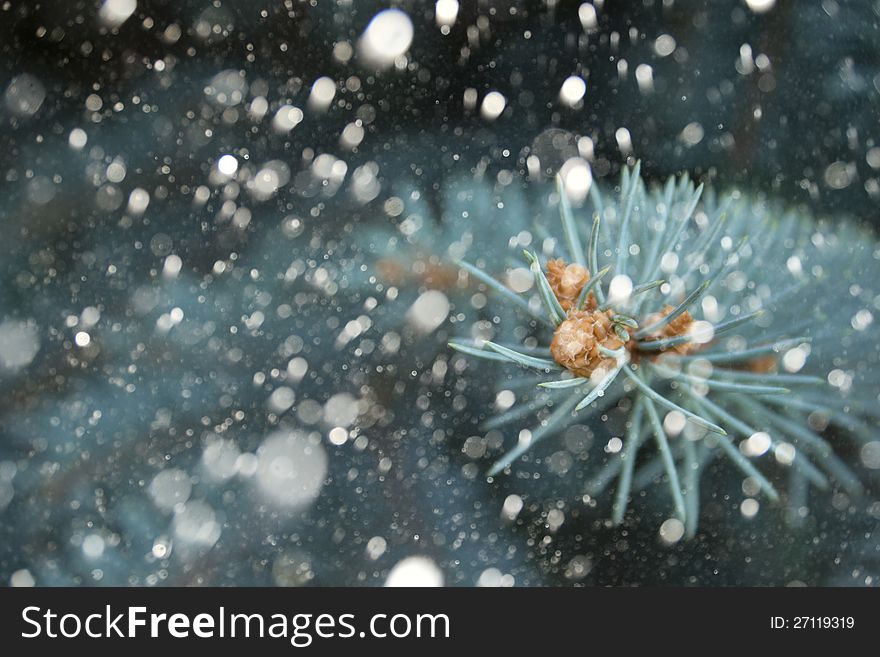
[480,91,507,120]
[654,34,676,57]
[783,346,807,372]
[201,437,240,482]
[340,122,365,149]
[360,9,414,68]
[366,536,387,560]
[689,320,715,344]
[578,3,598,31]
[272,105,304,132]
[217,154,238,176]
[663,410,686,436]
[74,331,91,347]
[27,176,55,205]
[477,567,504,587]
[407,290,450,333]
[255,430,327,509]
[106,160,127,183]
[249,160,290,200]
[82,534,105,559]
[68,128,88,149]
[495,389,515,411]
[435,0,459,28]
[0,320,40,372]
[740,497,760,518]
[774,441,796,466]
[173,500,221,547]
[560,157,592,204]
[560,75,587,107]
[578,136,595,161]
[680,122,704,146]
[232,453,256,478]
[162,254,182,279]
[824,161,855,190]
[738,44,755,75]
[10,569,35,587]
[615,127,633,154]
[151,539,170,559]
[463,87,478,111]
[861,442,880,469]
[745,0,776,13]
[327,40,351,66]
[308,77,336,111]
[127,187,150,215]
[502,494,524,520]
[700,295,719,322]
[851,309,873,332]
[547,508,565,531]
[659,518,685,544]
[828,368,852,392]
[85,93,103,112]
[328,427,348,446]
[286,357,308,383]
[564,555,592,582]
[742,477,761,497]
[742,431,771,457]
[80,309,100,330]
[311,153,348,183]
[635,64,654,94]
[324,392,359,427]
[608,275,633,304]
[148,468,192,512]
[660,252,679,274]
[506,267,533,293]
[4,74,45,116]
[385,556,444,587]
[267,386,296,413]
[99,0,137,26]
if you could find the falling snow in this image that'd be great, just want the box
[0,0,878,589]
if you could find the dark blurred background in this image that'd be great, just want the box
[1,0,878,587]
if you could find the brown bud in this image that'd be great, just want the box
[745,355,778,374]
[545,259,595,311]
[640,305,699,355]
[550,309,624,377]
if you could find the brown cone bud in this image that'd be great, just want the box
[550,310,624,377]
[640,305,699,355]
[545,259,595,311]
